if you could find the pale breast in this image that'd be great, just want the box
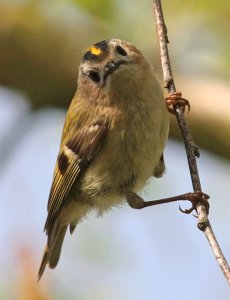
[80,98,169,210]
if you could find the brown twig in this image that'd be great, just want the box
[152,0,230,285]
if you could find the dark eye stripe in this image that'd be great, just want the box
[115,45,127,56]
[88,71,100,83]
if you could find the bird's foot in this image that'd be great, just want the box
[165,91,190,114]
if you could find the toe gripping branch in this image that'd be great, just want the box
[165,91,190,114]
[179,191,210,215]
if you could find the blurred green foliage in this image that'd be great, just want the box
[72,0,115,20]
[166,0,230,77]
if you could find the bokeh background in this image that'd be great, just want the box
[0,0,230,299]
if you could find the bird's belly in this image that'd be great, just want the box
[80,122,163,211]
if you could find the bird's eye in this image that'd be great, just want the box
[115,45,127,56]
[88,71,100,83]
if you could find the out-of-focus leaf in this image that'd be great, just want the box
[71,0,115,20]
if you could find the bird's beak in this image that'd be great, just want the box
[104,60,126,77]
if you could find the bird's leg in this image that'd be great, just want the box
[165,91,190,114]
[126,191,209,215]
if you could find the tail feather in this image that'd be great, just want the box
[38,246,49,281]
[38,223,68,280]
[49,225,67,268]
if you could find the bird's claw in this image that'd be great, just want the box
[165,91,190,114]
[179,191,210,215]
[179,204,195,215]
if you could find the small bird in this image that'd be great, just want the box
[38,38,169,279]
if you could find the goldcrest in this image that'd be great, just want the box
[38,38,169,279]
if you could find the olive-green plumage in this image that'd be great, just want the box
[38,39,169,279]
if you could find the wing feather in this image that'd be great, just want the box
[44,120,108,234]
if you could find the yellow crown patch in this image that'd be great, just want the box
[87,46,102,56]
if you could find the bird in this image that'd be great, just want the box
[38,38,169,280]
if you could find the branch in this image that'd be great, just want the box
[152,0,230,285]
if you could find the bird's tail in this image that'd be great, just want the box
[38,224,68,281]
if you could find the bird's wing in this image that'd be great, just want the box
[44,120,108,234]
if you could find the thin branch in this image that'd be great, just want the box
[152,0,230,285]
